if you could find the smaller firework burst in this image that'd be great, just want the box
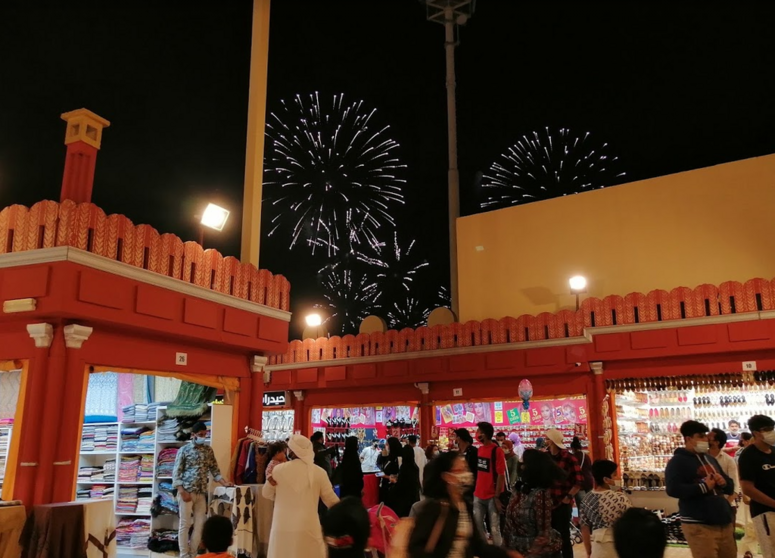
[360,231,429,293]
[480,127,626,209]
[317,263,381,335]
[387,297,433,330]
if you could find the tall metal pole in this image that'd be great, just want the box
[240,0,271,267]
[444,6,461,318]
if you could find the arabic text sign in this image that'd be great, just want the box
[263,391,287,408]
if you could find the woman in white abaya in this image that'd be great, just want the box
[262,434,340,558]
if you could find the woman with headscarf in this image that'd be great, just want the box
[262,434,340,558]
[509,432,525,460]
[337,436,364,499]
[389,444,422,517]
[378,437,403,505]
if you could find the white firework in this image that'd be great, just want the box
[264,92,407,256]
[481,127,626,209]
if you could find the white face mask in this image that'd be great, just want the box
[194,436,207,445]
[453,471,474,488]
[695,441,710,454]
[763,431,775,446]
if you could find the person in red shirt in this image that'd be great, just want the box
[199,515,233,558]
[473,421,508,547]
[545,428,583,558]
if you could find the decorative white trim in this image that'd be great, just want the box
[293,390,304,401]
[266,335,588,371]
[3,298,36,313]
[416,382,430,395]
[585,311,770,336]
[27,323,54,348]
[64,324,93,349]
[590,362,604,375]
[251,355,269,373]
[0,247,292,322]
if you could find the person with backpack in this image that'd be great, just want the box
[473,421,508,547]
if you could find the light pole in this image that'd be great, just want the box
[423,0,475,319]
[200,203,230,248]
[569,275,588,311]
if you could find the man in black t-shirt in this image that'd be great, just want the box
[739,414,775,556]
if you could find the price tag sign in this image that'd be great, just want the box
[743,361,757,372]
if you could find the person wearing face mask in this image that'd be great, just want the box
[739,414,775,557]
[579,460,631,558]
[665,420,736,558]
[172,422,232,558]
[407,451,521,558]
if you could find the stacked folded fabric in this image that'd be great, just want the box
[156,448,178,477]
[136,486,153,514]
[77,466,106,482]
[157,417,178,442]
[121,426,154,452]
[81,424,119,452]
[116,518,151,549]
[76,487,91,500]
[104,459,116,482]
[94,425,118,451]
[156,481,179,515]
[80,426,96,452]
[137,428,155,452]
[121,404,151,423]
[118,456,141,482]
[139,455,154,482]
[87,484,111,499]
[117,486,140,514]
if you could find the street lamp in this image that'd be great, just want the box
[199,203,230,246]
[302,313,328,340]
[569,275,588,311]
[422,0,475,320]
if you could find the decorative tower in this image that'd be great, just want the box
[60,108,110,203]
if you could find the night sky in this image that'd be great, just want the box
[1,2,774,337]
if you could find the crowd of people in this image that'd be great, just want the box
[181,413,775,558]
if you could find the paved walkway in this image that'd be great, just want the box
[572,544,757,557]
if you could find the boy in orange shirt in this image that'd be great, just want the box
[199,515,233,558]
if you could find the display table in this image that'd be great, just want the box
[363,473,380,509]
[626,490,678,515]
[20,499,116,558]
[0,504,25,558]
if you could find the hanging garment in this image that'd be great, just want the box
[20,502,87,558]
[166,382,217,417]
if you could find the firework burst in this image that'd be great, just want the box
[360,231,429,293]
[317,263,381,335]
[387,297,432,330]
[480,127,626,209]
[264,92,407,255]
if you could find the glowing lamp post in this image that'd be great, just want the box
[199,203,230,246]
[569,275,587,311]
[302,313,328,340]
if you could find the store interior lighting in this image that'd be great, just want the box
[569,275,588,293]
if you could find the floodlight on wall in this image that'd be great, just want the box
[569,275,588,310]
[201,203,230,231]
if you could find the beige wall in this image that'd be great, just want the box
[457,154,775,322]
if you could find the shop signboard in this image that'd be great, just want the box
[434,397,587,428]
[262,390,287,408]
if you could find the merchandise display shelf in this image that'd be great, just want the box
[79,403,231,557]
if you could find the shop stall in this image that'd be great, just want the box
[308,403,420,507]
[605,371,772,516]
[433,396,589,451]
[0,365,22,499]
[261,390,295,442]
